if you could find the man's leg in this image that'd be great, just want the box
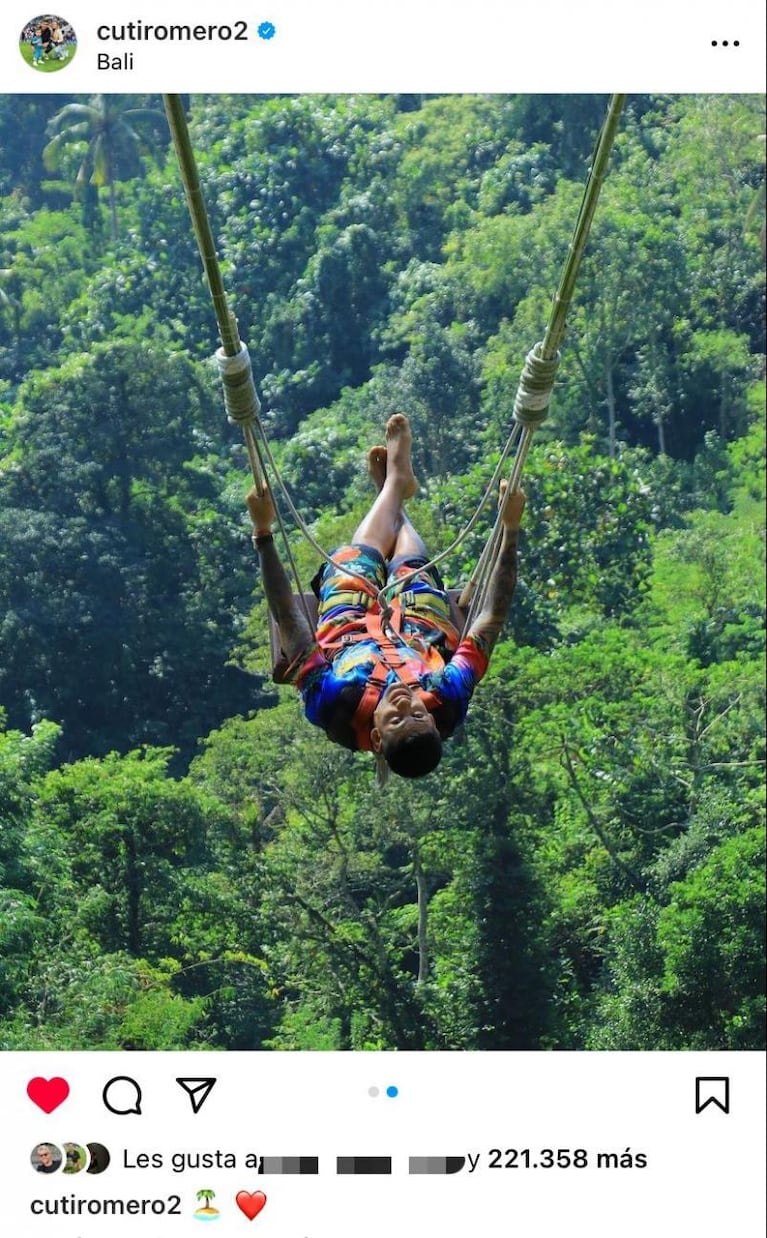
[362,419,450,652]
[391,513,428,561]
[352,415,418,559]
[365,440,427,560]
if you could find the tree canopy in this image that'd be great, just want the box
[0,92,763,1051]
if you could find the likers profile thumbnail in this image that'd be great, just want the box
[19,14,77,71]
[63,1142,88,1174]
[31,1143,63,1173]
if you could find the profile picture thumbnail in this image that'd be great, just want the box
[85,1142,111,1175]
[62,1142,88,1173]
[31,1143,62,1173]
[19,14,77,71]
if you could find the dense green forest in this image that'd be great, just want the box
[0,93,764,1051]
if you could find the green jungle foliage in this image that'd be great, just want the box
[0,93,764,1050]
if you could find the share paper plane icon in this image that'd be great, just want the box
[176,1077,217,1114]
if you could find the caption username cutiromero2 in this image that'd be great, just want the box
[94,21,258,71]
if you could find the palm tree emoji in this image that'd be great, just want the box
[195,1189,218,1214]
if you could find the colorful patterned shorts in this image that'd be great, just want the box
[313,543,460,655]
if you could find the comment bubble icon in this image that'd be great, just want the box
[102,1076,142,1116]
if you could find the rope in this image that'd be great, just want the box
[461,427,531,625]
[541,93,626,361]
[163,95,239,358]
[163,95,266,500]
[375,421,523,620]
[162,93,367,622]
[379,94,626,626]
[216,345,261,426]
[215,345,271,491]
[242,401,491,627]
[457,94,627,627]
[244,418,316,633]
[513,345,561,427]
[163,93,316,631]
[165,90,626,655]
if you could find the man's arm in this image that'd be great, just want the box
[463,485,525,661]
[246,485,314,662]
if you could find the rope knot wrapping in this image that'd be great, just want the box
[513,343,560,428]
[216,344,261,426]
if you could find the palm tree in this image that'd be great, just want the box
[43,94,165,241]
[196,1189,216,1210]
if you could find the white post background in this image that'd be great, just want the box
[1,1,766,92]
[1,3,765,1234]
[2,1051,765,1235]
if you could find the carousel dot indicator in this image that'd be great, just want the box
[386,1086,399,1098]
[368,1086,380,1098]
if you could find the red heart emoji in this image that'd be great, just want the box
[235,1190,267,1220]
[27,1076,70,1113]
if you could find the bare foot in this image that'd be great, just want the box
[368,445,387,493]
[385,414,418,499]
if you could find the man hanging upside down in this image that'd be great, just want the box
[247,414,525,779]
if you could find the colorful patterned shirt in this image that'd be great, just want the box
[293,544,491,751]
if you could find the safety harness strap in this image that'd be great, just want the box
[348,600,444,751]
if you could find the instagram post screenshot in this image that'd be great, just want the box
[0,2,765,1234]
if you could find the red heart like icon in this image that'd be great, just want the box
[27,1076,70,1113]
[235,1190,267,1221]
